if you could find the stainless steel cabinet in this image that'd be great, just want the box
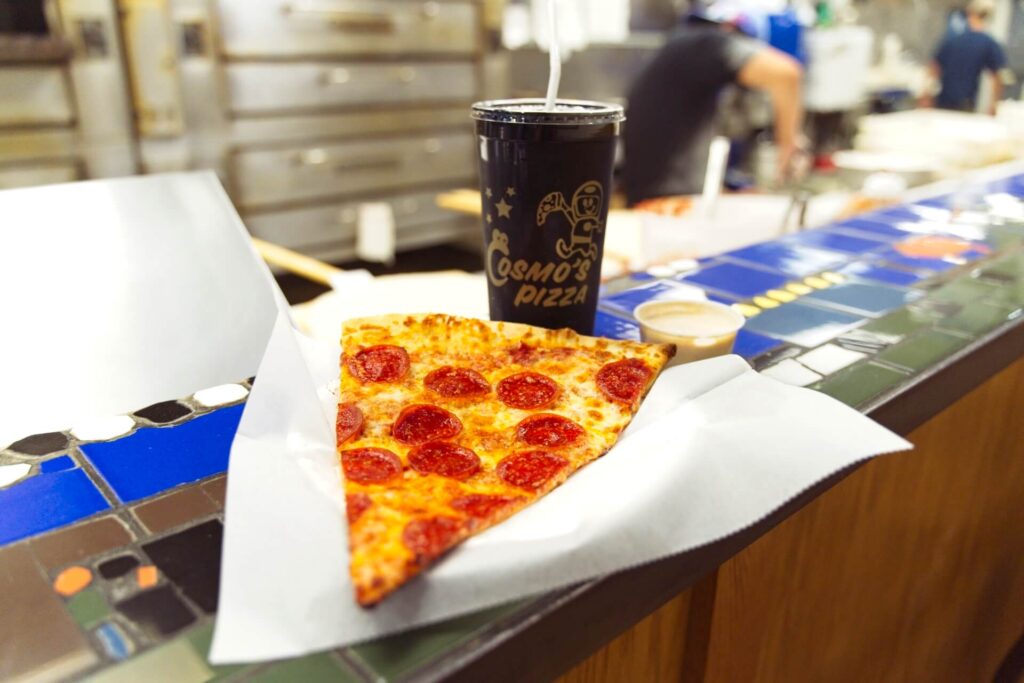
[226,61,477,114]
[217,0,479,58]
[0,68,75,127]
[232,132,474,208]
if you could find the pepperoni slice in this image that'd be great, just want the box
[424,366,490,399]
[596,358,652,404]
[336,402,364,445]
[497,451,569,491]
[408,442,481,480]
[341,447,402,485]
[346,493,371,524]
[402,516,464,562]
[450,494,522,520]
[497,372,559,410]
[349,345,410,383]
[392,405,462,445]
[516,414,585,448]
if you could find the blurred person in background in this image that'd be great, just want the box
[922,0,1006,114]
[623,0,804,207]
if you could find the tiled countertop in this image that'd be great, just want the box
[1,169,1023,682]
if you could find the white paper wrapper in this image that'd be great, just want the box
[211,313,911,663]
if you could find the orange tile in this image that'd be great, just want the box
[54,566,92,596]
[136,565,158,589]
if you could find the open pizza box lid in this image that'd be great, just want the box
[210,313,910,662]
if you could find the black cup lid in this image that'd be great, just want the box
[471,98,625,126]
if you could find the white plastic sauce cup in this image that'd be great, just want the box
[633,300,746,366]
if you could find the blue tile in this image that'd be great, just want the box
[95,622,131,661]
[39,455,75,474]
[788,230,888,255]
[593,311,641,341]
[830,219,910,242]
[721,242,848,277]
[743,302,864,348]
[837,261,925,287]
[705,291,739,304]
[732,329,783,360]
[875,248,962,273]
[82,404,244,503]
[802,282,923,317]
[600,280,702,316]
[0,469,109,546]
[677,262,790,299]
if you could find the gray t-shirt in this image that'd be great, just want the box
[624,24,759,205]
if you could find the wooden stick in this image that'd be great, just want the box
[251,237,342,287]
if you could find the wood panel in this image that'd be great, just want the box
[704,356,1024,682]
[557,588,693,683]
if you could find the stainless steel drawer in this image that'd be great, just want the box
[0,162,80,189]
[217,0,479,58]
[226,62,477,115]
[232,132,475,208]
[0,68,74,127]
[244,189,471,248]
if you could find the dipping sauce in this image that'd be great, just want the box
[633,300,745,365]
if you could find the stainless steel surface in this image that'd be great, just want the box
[0,172,283,447]
[226,61,477,114]
[244,188,474,248]
[217,0,479,58]
[228,106,469,146]
[0,129,76,163]
[0,162,79,189]
[232,131,474,208]
[291,215,478,264]
[56,0,137,178]
[119,0,185,138]
[0,67,75,126]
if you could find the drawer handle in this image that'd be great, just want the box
[293,149,402,172]
[281,3,395,32]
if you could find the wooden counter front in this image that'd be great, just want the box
[559,355,1024,683]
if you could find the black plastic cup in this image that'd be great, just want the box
[472,98,625,335]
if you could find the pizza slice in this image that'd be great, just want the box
[336,314,674,606]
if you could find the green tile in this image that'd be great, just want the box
[860,307,937,340]
[84,638,213,683]
[351,600,530,681]
[937,303,1021,337]
[181,622,249,680]
[979,250,1024,280]
[247,653,360,683]
[813,362,908,407]
[985,227,1024,250]
[67,587,109,628]
[925,276,1000,306]
[875,329,971,372]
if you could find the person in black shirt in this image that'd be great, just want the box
[623,8,804,206]
[923,0,1006,114]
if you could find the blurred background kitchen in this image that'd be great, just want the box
[2,0,1023,298]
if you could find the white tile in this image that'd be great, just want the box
[760,359,822,387]
[71,415,136,442]
[797,344,867,376]
[193,383,249,408]
[0,463,31,488]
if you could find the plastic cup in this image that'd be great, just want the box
[472,98,625,335]
[633,300,746,365]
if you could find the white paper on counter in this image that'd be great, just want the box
[211,313,912,663]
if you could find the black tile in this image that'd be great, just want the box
[133,401,192,424]
[116,585,195,638]
[98,554,140,580]
[142,520,222,614]
[7,431,69,456]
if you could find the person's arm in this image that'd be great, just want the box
[736,47,804,182]
[986,41,1008,115]
[920,61,941,108]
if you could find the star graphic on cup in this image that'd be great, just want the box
[486,213,492,223]
[507,187,516,197]
[485,188,493,198]
[495,198,512,219]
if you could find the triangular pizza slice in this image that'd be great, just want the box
[336,314,674,606]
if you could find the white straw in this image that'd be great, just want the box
[544,0,561,111]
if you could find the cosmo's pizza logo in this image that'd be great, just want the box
[485,181,604,308]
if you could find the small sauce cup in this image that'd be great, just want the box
[634,300,745,365]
